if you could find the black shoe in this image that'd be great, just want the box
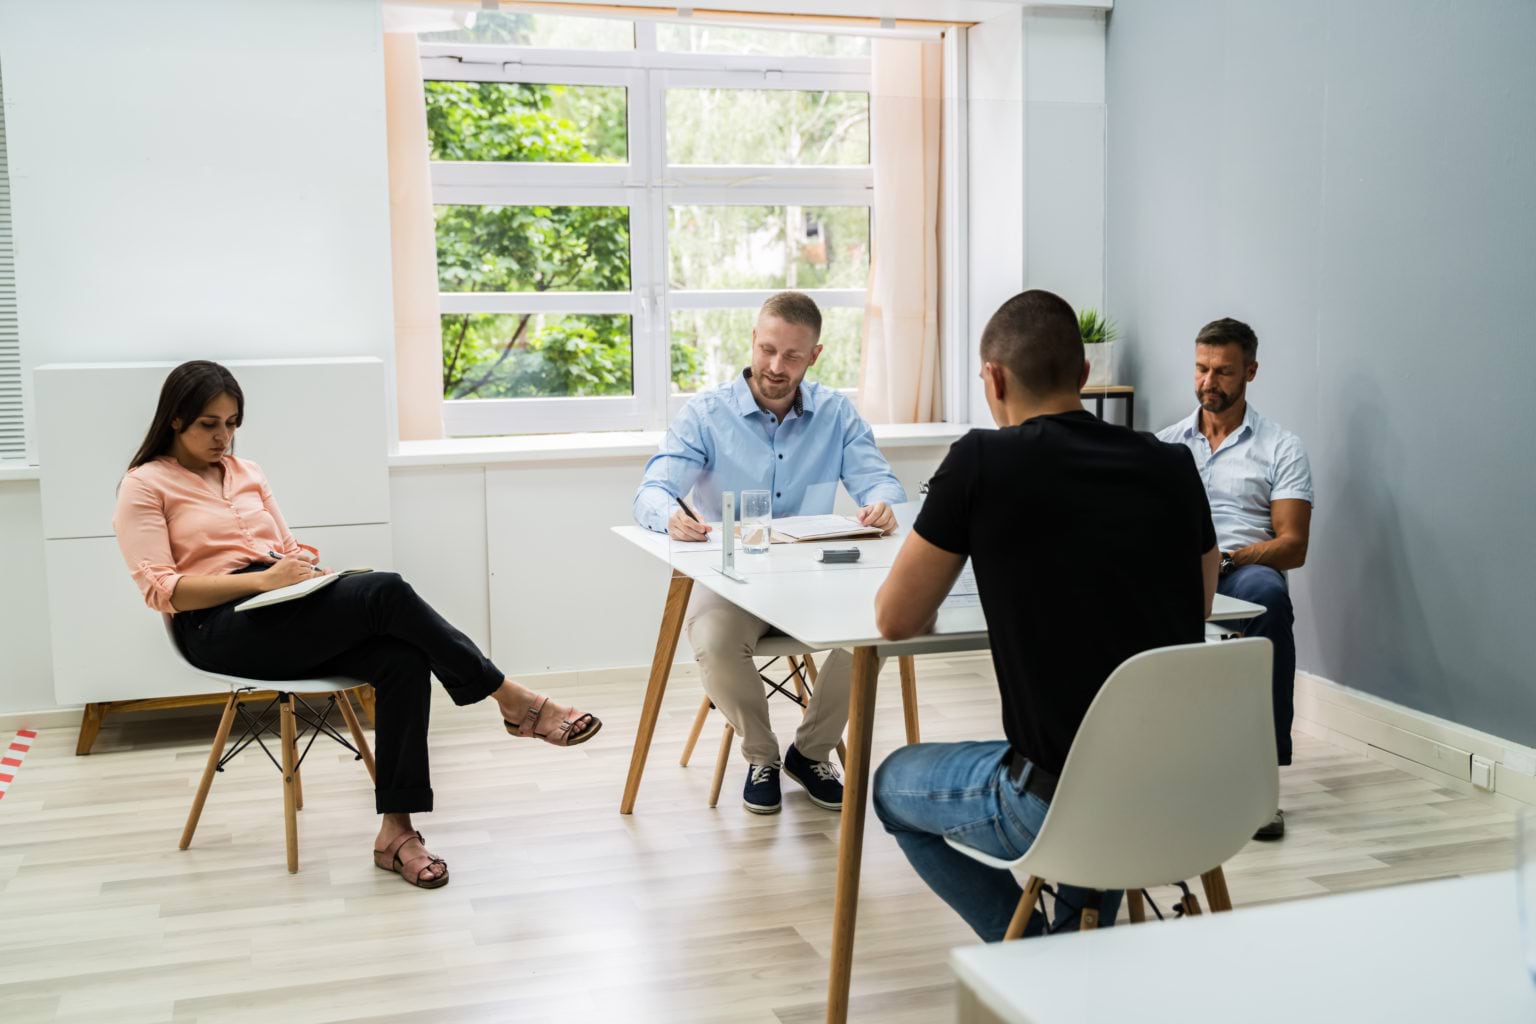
[743,761,783,815]
[783,744,843,811]
[1253,808,1285,840]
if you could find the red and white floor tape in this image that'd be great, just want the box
[0,729,37,801]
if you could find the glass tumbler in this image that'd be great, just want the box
[740,490,771,554]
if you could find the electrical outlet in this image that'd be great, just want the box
[1472,755,1495,791]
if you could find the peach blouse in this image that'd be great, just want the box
[112,455,301,613]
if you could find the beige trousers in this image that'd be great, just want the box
[685,588,858,765]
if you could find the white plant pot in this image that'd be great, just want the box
[1085,340,1119,387]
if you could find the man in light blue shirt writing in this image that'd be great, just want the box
[634,291,906,815]
[1158,317,1313,839]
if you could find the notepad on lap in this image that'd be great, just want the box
[768,515,882,543]
[234,568,372,612]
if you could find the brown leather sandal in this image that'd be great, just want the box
[373,830,449,889]
[503,694,602,747]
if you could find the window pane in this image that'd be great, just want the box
[442,313,633,400]
[421,13,633,49]
[436,206,631,293]
[669,206,868,290]
[656,24,869,57]
[671,307,862,393]
[666,89,868,166]
[426,82,627,163]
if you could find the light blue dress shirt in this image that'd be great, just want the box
[632,371,907,533]
[1156,404,1314,553]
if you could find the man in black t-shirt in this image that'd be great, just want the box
[871,290,1220,940]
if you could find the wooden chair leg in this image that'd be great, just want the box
[354,686,376,727]
[835,739,848,770]
[802,652,818,684]
[679,695,712,767]
[708,723,735,808]
[1200,867,1233,912]
[290,699,304,813]
[179,692,239,851]
[75,702,108,756]
[1182,891,1203,916]
[336,689,377,785]
[1127,889,1147,923]
[898,655,921,745]
[280,695,299,873]
[1004,876,1044,940]
[1080,904,1100,930]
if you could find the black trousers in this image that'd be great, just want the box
[174,570,504,814]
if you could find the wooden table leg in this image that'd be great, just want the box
[897,655,920,745]
[621,571,694,815]
[826,645,880,1024]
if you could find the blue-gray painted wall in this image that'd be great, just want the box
[1105,0,1536,741]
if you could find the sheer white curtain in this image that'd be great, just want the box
[383,29,445,440]
[857,39,944,424]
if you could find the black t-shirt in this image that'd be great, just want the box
[914,411,1216,777]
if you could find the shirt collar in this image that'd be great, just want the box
[1181,403,1258,441]
[737,368,808,419]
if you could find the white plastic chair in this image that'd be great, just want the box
[946,637,1276,935]
[164,615,377,873]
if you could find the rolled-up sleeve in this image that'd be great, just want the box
[1271,434,1314,506]
[259,472,302,557]
[112,475,182,612]
[838,404,906,508]
[633,404,710,534]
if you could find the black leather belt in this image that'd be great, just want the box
[1009,750,1058,803]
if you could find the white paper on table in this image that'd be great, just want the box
[769,514,882,542]
[942,561,980,608]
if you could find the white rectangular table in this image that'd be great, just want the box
[614,520,1266,1024]
[951,870,1535,1023]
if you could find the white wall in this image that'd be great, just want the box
[965,8,1109,422]
[0,480,53,715]
[0,0,397,461]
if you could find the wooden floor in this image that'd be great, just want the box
[0,653,1516,1023]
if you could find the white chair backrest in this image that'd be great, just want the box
[1016,637,1276,891]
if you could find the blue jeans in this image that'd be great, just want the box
[1218,565,1295,766]
[873,741,1122,941]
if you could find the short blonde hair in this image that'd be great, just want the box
[758,291,822,339]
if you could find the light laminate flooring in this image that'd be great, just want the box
[0,653,1516,1023]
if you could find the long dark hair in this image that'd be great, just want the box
[127,361,245,472]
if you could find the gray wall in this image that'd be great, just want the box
[1105,1,1536,742]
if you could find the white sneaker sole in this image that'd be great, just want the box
[783,767,842,811]
[743,798,782,815]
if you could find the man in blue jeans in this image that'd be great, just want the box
[872,290,1220,940]
[1157,317,1313,840]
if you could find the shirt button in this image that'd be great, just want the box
[776,492,781,498]
[778,454,784,460]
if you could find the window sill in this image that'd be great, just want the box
[0,464,40,482]
[389,422,974,470]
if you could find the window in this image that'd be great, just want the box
[0,65,23,463]
[420,15,872,435]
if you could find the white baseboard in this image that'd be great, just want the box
[1295,671,1536,810]
[0,705,84,734]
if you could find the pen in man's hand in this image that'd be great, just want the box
[675,496,703,523]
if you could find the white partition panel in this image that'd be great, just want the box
[35,358,392,705]
[34,358,390,539]
[46,525,392,705]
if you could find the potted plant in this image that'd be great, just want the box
[1078,308,1121,387]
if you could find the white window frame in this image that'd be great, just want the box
[422,24,877,436]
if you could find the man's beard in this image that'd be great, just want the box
[756,373,797,400]
[1199,385,1241,413]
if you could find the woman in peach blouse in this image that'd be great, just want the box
[114,361,601,889]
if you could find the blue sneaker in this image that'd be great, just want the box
[783,744,843,811]
[743,761,782,815]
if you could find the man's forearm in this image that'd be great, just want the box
[1231,536,1307,572]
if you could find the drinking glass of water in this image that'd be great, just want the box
[1519,810,1536,986]
[740,490,771,554]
